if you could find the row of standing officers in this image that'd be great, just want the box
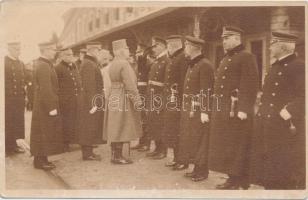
[4,25,305,190]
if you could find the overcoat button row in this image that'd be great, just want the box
[275,82,279,86]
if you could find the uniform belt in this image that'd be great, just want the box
[148,80,164,87]
[111,82,124,89]
[192,101,201,106]
[138,82,148,86]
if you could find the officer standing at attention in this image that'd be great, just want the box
[79,42,106,161]
[131,43,152,152]
[176,36,214,173]
[208,26,259,189]
[55,48,84,152]
[162,35,188,168]
[250,32,305,189]
[146,36,170,160]
[30,41,64,170]
[5,41,26,156]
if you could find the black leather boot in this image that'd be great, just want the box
[111,143,133,165]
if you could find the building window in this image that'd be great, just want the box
[104,13,109,25]
[89,21,93,32]
[126,7,133,13]
[96,10,101,29]
[96,18,100,28]
[114,8,120,21]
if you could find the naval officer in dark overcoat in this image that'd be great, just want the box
[146,37,170,160]
[5,41,26,156]
[30,41,64,170]
[250,32,305,189]
[208,26,259,189]
[176,36,214,174]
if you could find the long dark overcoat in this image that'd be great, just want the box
[30,57,64,156]
[250,54,305,189]
[177,55,214,165]
[55,61,84,144]
[5,56,26,150]
[146,53,170,141]
[162,49,188,148]
[208,45,259,177]
[79,54,105,145]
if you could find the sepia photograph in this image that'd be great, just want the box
[0,0,306,198]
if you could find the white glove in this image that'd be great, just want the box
[201,113,209,123]
[89,106,98,114]
[237,111,247,120]
[49,109,57,116]
[280,108,291,120]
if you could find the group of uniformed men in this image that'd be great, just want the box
[5,25,305,190]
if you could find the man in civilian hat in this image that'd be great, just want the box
[79,41,105,161]
[146,36,170,160]
[5,41,26,156]
[55,48,84,152]
[162,35,189,168]
[250,32,305,189]
[131,43,152,152]
[30,41,64,170]
[208,25,259,189]
[176,36,214,174]
[103,39,142,164]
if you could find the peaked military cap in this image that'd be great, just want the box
[271,31,298,43]
[38,41,57,50]
[7,41,21,47]
[86,41,102,50]
[221,25,244,37]
[152,36,167,46]
[185,35,205,46]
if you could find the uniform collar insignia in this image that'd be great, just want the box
[156,50,168,60]
[38,57,53,66]
[226,44,245,56]
[169,48,184,59]
[277,53,297,65]
[188,54,204,68]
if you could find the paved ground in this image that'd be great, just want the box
[5,150,66,190]
[5,111,263,190]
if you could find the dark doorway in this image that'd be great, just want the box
[250,40,263,88]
